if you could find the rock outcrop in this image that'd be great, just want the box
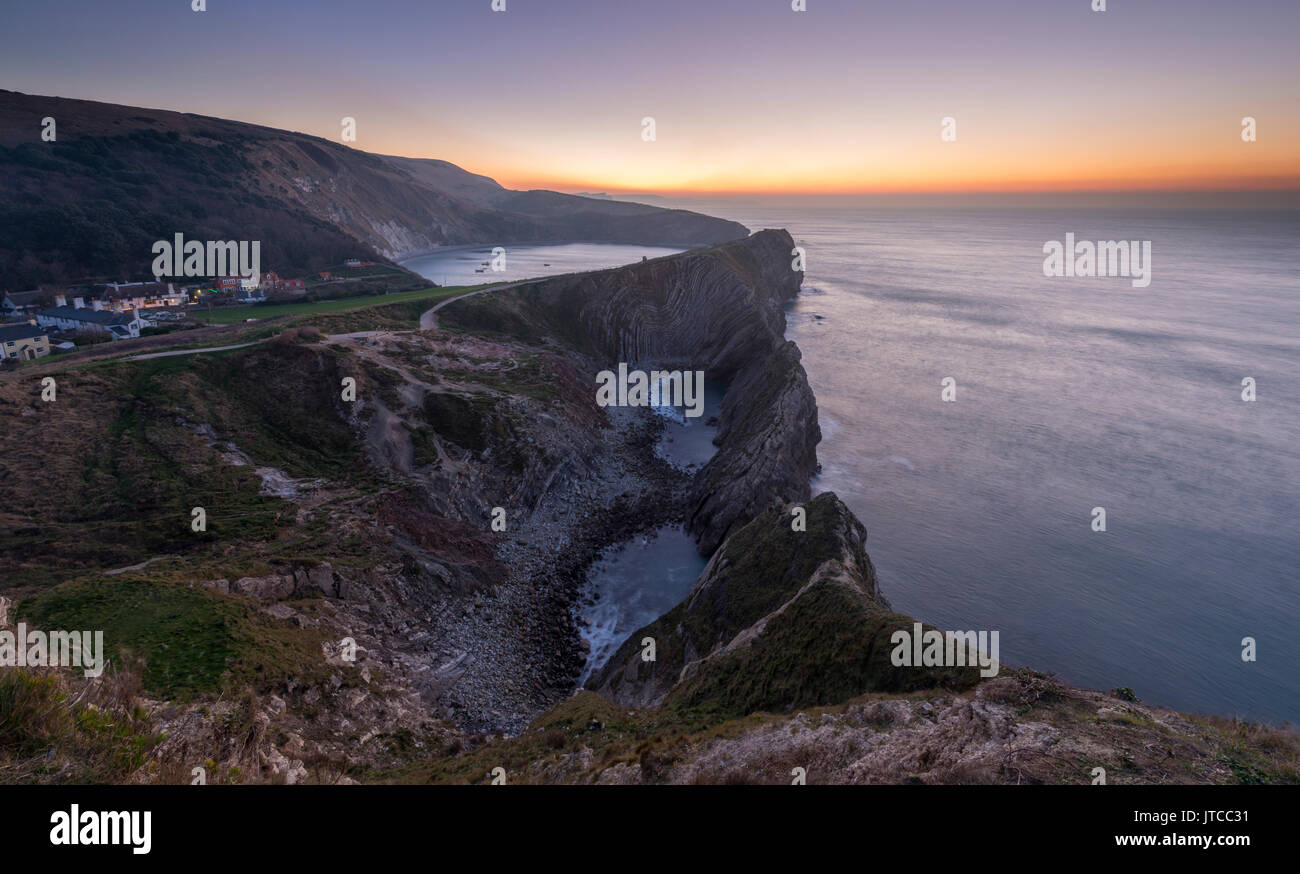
[439,228,821,554]
[687,339,819,554]
[217,562,346,601]
[589,493,980,716]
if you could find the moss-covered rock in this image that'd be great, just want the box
[589,492,979,720]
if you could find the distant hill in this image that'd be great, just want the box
[0,91,748,288]
[573,191,669,204]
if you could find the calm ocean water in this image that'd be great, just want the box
[692,200,1300,724]
[402,241,680,286]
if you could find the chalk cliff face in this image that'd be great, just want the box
[439,229,820,554]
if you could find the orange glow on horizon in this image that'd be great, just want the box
[418,130,1300,199]
[315,77,1300,202]
[467,163,1300,198]
[495,173,1300,198]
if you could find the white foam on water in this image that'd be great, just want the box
[574,525,708,687]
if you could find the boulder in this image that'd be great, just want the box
[231,575,295,601]
[307,563,337,597]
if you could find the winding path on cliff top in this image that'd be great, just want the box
[324,280,526,342]
[127,341,260,361]
[417,280,521,331]
[121,281,521,360]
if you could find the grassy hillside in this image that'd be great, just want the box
[191,284,478,324]
[0,128,385,287]
[0,338,378,593]
[0,90,748,289]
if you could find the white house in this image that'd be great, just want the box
[37,303,144,340]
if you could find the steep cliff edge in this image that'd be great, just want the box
[439,229,820,554]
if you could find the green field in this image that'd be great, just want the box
[190,284,490,325]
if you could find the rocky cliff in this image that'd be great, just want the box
[439,229,821,553]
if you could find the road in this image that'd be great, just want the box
[418,281,524,330]
[127,342,260,360]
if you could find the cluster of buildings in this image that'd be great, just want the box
[0,261,369,362]
[0,271,310,360]
[212,272,306,300]
[1,288,155,354]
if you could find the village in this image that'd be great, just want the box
[0,259,394,364]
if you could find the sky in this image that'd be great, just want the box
[2,0,1297,195]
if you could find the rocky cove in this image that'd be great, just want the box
[308,229,1046,728]
[371,227,828,732]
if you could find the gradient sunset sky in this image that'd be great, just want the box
[2,0,1297,194]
